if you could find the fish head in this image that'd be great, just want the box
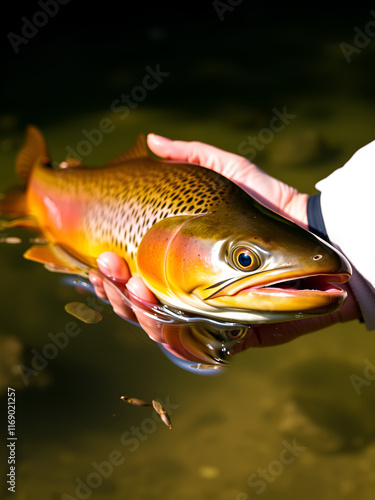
[137,200,351,323]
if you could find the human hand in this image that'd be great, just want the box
[89,135,361,359]
[89,253,359,354]
[145,134,361,340]
[89,252,251,367]
[147,133,310,229]
[88,252,164,344]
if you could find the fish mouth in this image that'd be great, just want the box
[195,271,350,316]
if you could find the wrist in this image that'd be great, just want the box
[285,192,309,230]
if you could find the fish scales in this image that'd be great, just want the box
[29,157,239,273]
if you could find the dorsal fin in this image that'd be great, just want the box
[16,125,48,183]
[106,134,149,166]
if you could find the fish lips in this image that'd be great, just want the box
[194,271,351,316]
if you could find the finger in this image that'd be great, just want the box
[147,133,250,177]
[88,268,137,321]
[95,252,140,321]
[101,279,138,322]
[147,134,288,210]
[126,277,166,343]
[147,134,309,226]
[126,277,159,305]
[88,271,107,299]
[97,252,131,283]
[126,277,164,342]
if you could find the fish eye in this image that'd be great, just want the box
[231,246,260,272]
[226,327,248,340]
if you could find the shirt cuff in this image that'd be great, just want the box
[307,193,330,242]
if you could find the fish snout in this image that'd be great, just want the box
[310,241,352,284]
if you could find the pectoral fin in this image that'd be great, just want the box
[24,244,90,276]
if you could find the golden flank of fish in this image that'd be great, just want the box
[0,126,351,324]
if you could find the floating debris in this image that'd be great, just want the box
[0,236,22,244]
[29,236,49,244]
[121,395,173,429]
[64,301,103,324]
[120,396,151,407]
[152,399,172,429]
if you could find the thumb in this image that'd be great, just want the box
[147,133,249,177]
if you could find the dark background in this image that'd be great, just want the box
[1,3,374,131]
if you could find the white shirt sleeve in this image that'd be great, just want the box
[315,141,375,330]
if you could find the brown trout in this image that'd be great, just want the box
[1,125,351,324]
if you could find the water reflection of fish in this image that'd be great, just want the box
[62,273,246,372]
[1,125,351,327]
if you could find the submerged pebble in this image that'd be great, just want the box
[198,465,220,479]
[64,301,103,324]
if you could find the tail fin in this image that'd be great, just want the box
[16,125,48,184]
[1,125,47,219]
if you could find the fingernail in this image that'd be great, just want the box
[97,257,112,277]
[148,133,172,144]
[88,272,102,286]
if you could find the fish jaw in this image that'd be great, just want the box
[195,272,349,320]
